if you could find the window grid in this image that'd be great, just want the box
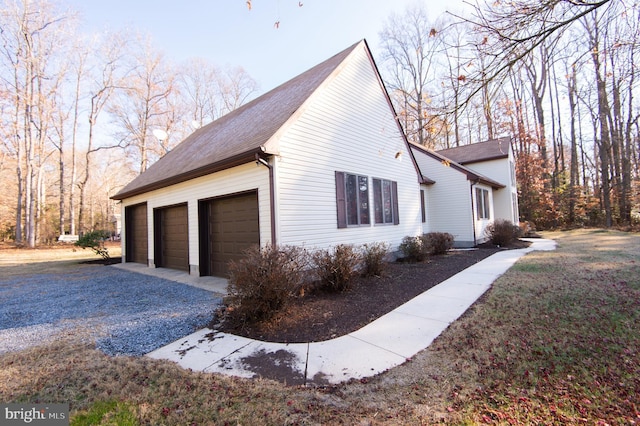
[476,188,490,219]
[373,178,395,225]
[345,173,370,226]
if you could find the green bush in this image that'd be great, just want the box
[227,244,309,323]
[361,242,390,277]
[398,236,425,262]
[75,230,111,259]
[485,219,521,246]
[421,232,454,255]
[312,244,361,292]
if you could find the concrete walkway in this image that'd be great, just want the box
[113,262,228,295]
[146,239,556,386]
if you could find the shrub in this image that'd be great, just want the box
[361,242,390,277]
[75,230,111,259]
[312,244,361,292]
[398,235,424,262]
[519,221,541,238]
[227,244,309,323]
[485,219,521,246]
[421,232,454,255]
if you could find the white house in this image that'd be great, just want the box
[112,40,425,277]
[410,142,509,247]
[436,137,519,226]
[112,40,520,276]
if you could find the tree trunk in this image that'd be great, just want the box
[594,68,613,227]
[621,61,635,224]
[58,131,65,235]
[567,65,579,225]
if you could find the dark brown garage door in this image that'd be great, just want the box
[154,204,189,271]
[125,203,148,264]
[199,192,260,277]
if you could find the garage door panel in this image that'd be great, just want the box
[125,204,148,264]
[203,192,260,277]
[156,204,189,272]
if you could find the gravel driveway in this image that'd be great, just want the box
[0,265,222,356]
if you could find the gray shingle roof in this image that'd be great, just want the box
[410,143,505,189]
[435,136,510,165]
[112,41,363,200]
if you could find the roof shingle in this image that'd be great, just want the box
[113,41,363,200]
[435,136,511,165]
[410,143,505,189]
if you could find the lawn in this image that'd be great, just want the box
[0,229,638,425]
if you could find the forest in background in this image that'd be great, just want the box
[1,0,638,247]
[379,0,639,231]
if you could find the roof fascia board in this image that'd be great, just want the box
[410,143,505,189]
[111,149,263,200]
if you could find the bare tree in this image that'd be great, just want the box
[217,65,258,115]
[77,32,129,234]
[379,5,445,147]
[459,0,613,104]
[110,38,176,174]
[0,0,72,246]
[179,60,257,132]
[440,18,473,147]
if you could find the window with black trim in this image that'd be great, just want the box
[372,178,399,225]
[476,187,490,219]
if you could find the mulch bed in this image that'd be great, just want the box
[214,241,530,343]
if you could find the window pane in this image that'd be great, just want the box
[476,188,483,219]
[483,189,490,219]
[382,180,393,223]
[346,174,358,225]
[358,175,370,224]
[373,179,383,223]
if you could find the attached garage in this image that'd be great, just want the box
[154,204,189,271]
[199,191,260,277]
[124,203,148,264]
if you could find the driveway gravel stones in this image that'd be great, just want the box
[0,265,221,356]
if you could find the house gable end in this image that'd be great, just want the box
[271,40,423,249]
[410,143,505,189]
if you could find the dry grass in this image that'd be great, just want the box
[0,242,121,277]
[1,230,639,425]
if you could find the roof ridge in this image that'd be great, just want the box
[113,40,365,200]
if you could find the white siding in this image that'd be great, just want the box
[272,45,422,250]
[120,163,270,272]
[464,148,519,224]
[412,151,475,245]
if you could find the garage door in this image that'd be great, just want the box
[155,204,189,271]
[125,203,148,264]
[200,192,260,277]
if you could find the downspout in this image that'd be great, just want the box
[470,179,479,246]
[255,153,277,246]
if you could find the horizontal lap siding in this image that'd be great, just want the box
[467,157,517,223]
[274,46,422,250]
[412,152,474,244]
[120,163,270,269]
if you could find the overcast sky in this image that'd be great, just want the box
[65,0,468,94]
